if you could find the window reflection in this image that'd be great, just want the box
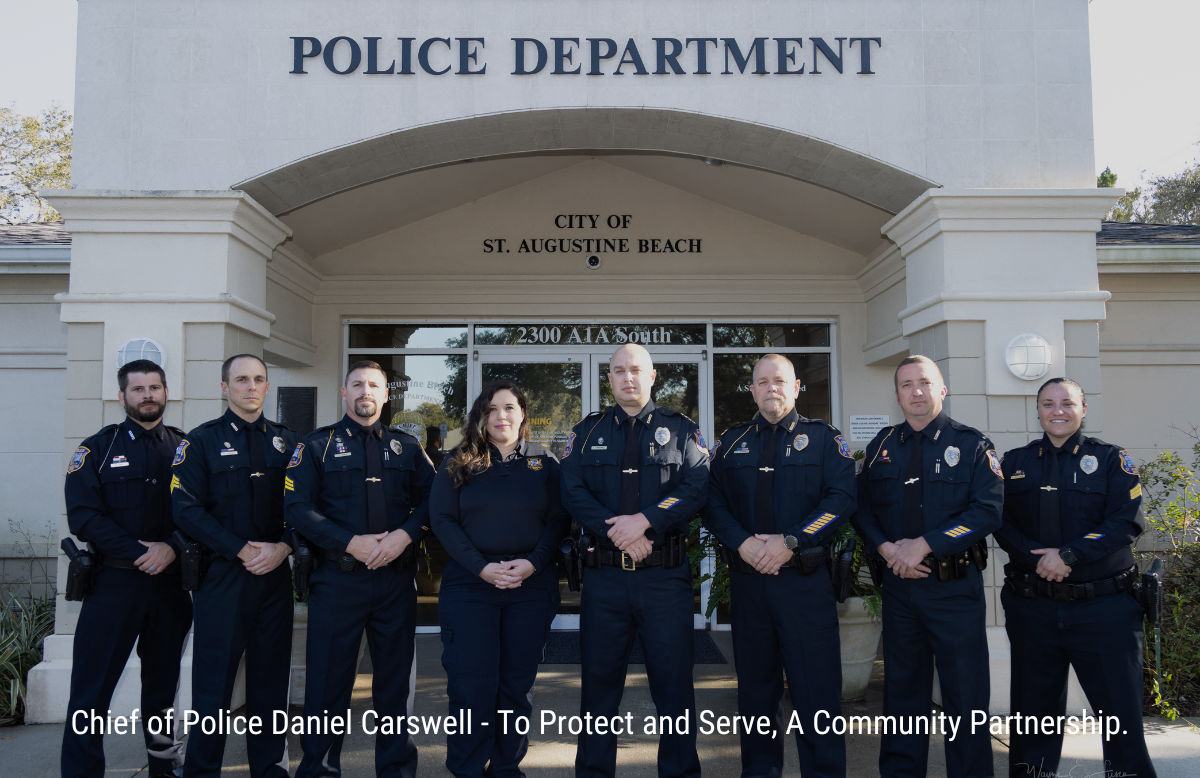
[713,324,830,348]
[480,362,583,460]
[713,353,831,434]
[597,362,699,421]
[349,325,468,350]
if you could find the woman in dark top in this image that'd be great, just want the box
[431,379,570,778]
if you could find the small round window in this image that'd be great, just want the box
[116,338,165,369]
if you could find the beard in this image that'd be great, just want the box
[352,397,378,419]
[125,398,165,424]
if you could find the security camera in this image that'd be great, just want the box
[586,254,602,270]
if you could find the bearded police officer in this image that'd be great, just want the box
[703,354,856,778]
[997,378,1157,778]
[170,354,299,778]
[285,360,436,778]
[852,355,1003,778]
[62,359,191,778]
[560,343,709,778]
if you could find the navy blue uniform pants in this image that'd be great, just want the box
[576,562,700,778]
[184,557,293,778]
[438,560,560,777]
[61,567,192,778]
[880,568,994,778]
[1002,586,1156,778]
[730,566,846,778]
[296,562,418,778]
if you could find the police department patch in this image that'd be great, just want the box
[835,435,853,459]
[944,446,960,467]
[171,440,189,467]
[67,445,89,474]
[655,427,671,446]
[693,430,708,455]
[986,450,1002,478]
[390,439,403,456]
[527,458,543,471]
[288,443,304,468]
[793,434,809,452]
[273,436,286,453]
[564,432,576,459]
[711,438,722,459]
[1080,455,1098,475]
[1118,450,1138,475]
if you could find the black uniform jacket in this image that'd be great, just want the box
[430,440,571,576]
[702,408,857,550]
[560,400,709,549]
[65,417,185,561]
[996,429,1145,581]
[171,408,301,560]
[283,415,435,554]
[852,412,1004,560]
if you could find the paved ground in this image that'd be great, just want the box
[7,631,1199,776]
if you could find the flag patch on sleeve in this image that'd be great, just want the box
[802,513,837,535]
[657,496,680,510]
[944,525,973,538]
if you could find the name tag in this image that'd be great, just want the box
[591,446,607,450]
[220,449,238,456]
[334,452,352,458]
[110,461,129,468]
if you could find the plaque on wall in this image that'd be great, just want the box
[277,387,317,436]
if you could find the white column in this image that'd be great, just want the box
[883,189,1119,714]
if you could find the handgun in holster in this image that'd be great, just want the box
[171,530,211,592]
[1139,558,1165,627]
[663,529,687,568]
[832,535,857,603]
[1003,563,1037,599]
[561,536,581,592]
[717,543,755,575]
[969,540,989,571]
[580,534,602,570]
[865,553,885,586]
[289,529,320,598]
[61,537,99,601]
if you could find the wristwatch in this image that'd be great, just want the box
[1057,546,1078,566]
[784,535,798,550]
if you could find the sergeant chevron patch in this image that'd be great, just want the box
[1083,533,1105,540]
[170,474,180,493]
[284,475,295,492]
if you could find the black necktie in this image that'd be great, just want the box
[246,424,271,537]
[363,430,388,534]
[619,416,641,516]
[902,433,925,539]
[1040,448,1062,548]
[755,425,779,534]
[142,430,164,541]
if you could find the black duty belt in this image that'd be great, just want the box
[718,542,829,576]
[481,552,531,564]
[1004,563,1137,601]
[101,557,140,570]
[598,548,664,570]
[322,542,418,573]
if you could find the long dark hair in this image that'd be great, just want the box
[446,380,530,488]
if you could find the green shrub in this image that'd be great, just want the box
[0,594,55,726]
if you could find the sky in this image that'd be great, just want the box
[1,0,1197,192]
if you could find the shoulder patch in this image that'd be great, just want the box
[288,443,304,468]
[564,432,576,459]
[171,440,189,466]
[1118,450,1138,475]
[67,445,90,474]
[986,449,1003,478]
[834,434,853,459]
[710,437,722,458]
[692,430,708,455]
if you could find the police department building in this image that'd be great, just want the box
[5,0,1199,721]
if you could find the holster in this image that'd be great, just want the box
[60,538,99,602]
[561,536,581,592]
[290,530,320,599]
[796,544,828,576]
[1003,563,1037,599]
[171,530,211,592]
[581,535,602,570]
[1140,558,1165,627]
[663,529,686,568]
[718,543,755,575]
[323,540,420,574]
[832,536,857,603]
[865,553,885,587]
[969,540,989,571]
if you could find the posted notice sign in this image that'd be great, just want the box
[849,415,890,442]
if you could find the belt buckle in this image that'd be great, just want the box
[621,551,636,571]
[1052,581,1073,601]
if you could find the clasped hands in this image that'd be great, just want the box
[1031,548,1071,582]
[878,537,933,579]
[737,534,796,575]
[605,512,653,562]
[237,539,293,574]
[480,559,535,589]
[346,529,413,570]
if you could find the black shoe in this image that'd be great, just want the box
[152,768,184,778]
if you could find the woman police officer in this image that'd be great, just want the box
[430,379,571,777]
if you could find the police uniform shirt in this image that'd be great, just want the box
[284,415,435,553]
[997,428,1145,581]
[703,408,857,550]
[560,400,709,547]
[171,408,301,559]
[429,440,571,576]
[853,412,1004,559]
[65,417,185,560]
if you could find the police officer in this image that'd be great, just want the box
[997,377,1157,778]
[170,354,299,778]
[703,354,856,778]
[852,355,1003,778]
[560,343,709,778]
[62,359,191,778]
[285,359,436,778]
[430,380,570,777]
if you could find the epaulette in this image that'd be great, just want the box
[1082,436,1114,448]
[197,416,225,429]
[308,423,337,438]
[166,425,186,437]
[721,420,753,437]
[267,418,292,432]
[87,423,121,443]
[947,418,986,438]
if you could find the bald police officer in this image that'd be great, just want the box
[560,344,709,778]
[997,378,1157,778]
[62,359,191,778]
[852,355,1003,778]
[703,354,856,778]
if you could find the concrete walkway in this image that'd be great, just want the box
[7,632,1198,776]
